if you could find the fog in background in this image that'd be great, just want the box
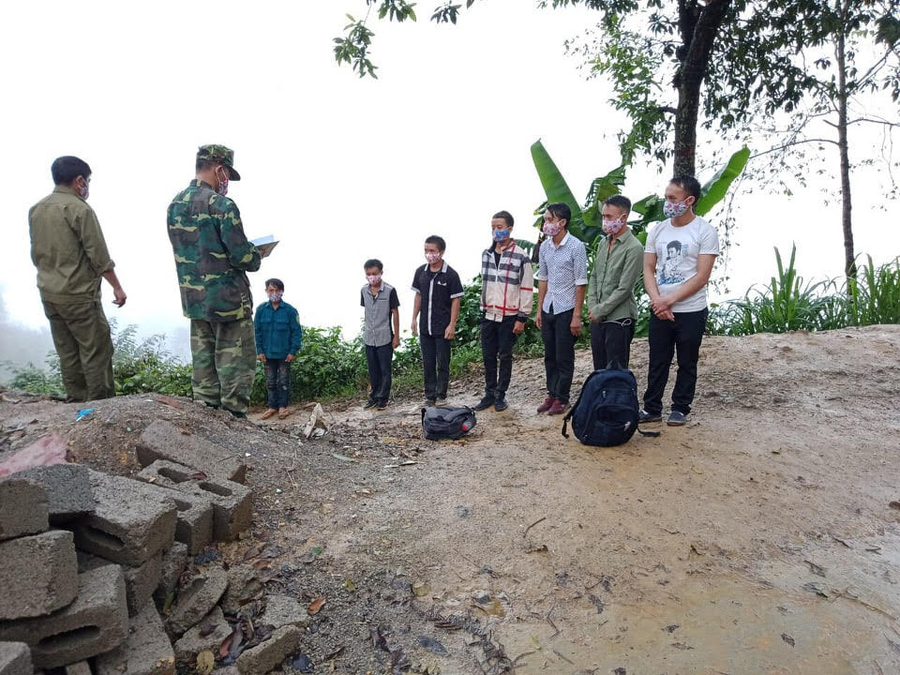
[2,0,897,376]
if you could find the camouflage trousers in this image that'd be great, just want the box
[189,318,256,415]
[42,298,115,402]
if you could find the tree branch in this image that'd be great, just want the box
[750,137,839,160]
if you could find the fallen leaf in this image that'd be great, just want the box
[781,633,795,647]
[417,635,448,655]
[331,453,356,463]
[889,501,900,510]
[344,579,356,591]
[190,471,208,480]
[196,650,215,675]
[156,395,183,409]
[218,632,234,659]
[412,581,430,597]
[308,597,326,615]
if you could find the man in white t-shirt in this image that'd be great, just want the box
[639,175,720,426]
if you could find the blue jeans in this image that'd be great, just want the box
[264,358,290,409]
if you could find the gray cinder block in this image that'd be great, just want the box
[0,565,129,669]
[71,471,177,566]
[0,642,32,675]
[0,530,78,620]
[136,461,251,542]
[95,602,175,675]
[236,626,302,675]
[0,477,48,541]
[14,464,93,524]
[78,550,163,617]
[136,421,247,484]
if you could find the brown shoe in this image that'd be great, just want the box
[277,407,290,420]
[537,396,554,413]
[260,409,277,420]
[548,400,568,416]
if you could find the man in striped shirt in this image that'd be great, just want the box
[474,211,534,412]
[535,203,588,415]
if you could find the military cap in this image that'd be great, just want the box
[196,144,241,181]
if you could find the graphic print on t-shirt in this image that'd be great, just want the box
[660,240,686,285]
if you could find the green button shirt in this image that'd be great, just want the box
[29,186,115,303]
[587,228,644,322]
[167,180,261,322]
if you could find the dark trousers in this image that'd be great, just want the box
[365,344,394,404]
[420,334,451,400]
[264,358,291,409]
[643,308,708,416]
[541,308,576,403]
[481,316,519,399]
[42,298,115,402]
[590,319,636,371]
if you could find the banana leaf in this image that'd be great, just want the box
[696,146,750,216]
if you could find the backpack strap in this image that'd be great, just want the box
[637,428,661,438]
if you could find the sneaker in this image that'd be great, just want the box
[493,397,509,412]
[638,408,662,423]
[473,396,495,411]
[376,401,388,411]
[537,396,555,413]
[666,411,688,426]
[435,397,448,406]
[548,399,568,416]
[363,400,378,410]
[424,398,436,407]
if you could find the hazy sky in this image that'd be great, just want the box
[2,0,897,361]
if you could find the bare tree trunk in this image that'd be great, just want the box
[672,0,732,177]
[835,11,856,280]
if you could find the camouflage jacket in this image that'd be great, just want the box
[167,180,261,322]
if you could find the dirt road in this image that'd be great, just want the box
[2,326,898,674]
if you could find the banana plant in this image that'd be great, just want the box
[531,140,750,247]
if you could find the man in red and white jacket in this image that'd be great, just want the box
[474,210,535,412]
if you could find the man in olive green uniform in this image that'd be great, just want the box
[29,156,127,402]
[167,145,261,417]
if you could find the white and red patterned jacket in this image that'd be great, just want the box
[480,242,534,322]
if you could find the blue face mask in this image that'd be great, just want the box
[492,229,510,243]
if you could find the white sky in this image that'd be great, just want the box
[1,0,897,361]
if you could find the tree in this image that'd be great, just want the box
[334,1,822,178]
[723,0,900,278]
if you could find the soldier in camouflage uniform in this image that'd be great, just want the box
[167,145,261,417]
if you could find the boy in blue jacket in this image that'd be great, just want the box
[254,278,302,419]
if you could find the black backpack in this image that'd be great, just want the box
[421,406,477,440]
[562,369,660,447]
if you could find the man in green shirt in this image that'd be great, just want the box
[29,156,127,402]
[587,195,643,370]
[167,145,261,417]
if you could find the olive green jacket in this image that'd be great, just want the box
[587,228,644,322]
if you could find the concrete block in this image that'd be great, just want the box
[167,567,228,636]
[78,550,162,617]
[65,661,92,675]
[136,421,247,484]
[0,530,78,620]
[15,463,93,524]
[95,603,175,675]
[136,482,213,555]
[219,566,263,615]
[153,543,188,609]
[0,477,48,541]
[136,461,251,542]
[259,595,309,629]
[236,625,302,675]
[0,565,128,669]
[72,470,177,566]
[173,606,231,664]
[0,642,32,675]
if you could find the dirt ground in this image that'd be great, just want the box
[2,325,899,675]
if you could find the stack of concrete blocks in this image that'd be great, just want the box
[0,422,268,674]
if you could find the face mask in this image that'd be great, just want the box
[425,252,442,265]
[366,273,382,286]
[492,229,510,243]
[542,220,563,237]
[267,291,282,302]
[602,217,626,236]
[663,199,691,219]
[215,167,229,196]
[78,177,89,200]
